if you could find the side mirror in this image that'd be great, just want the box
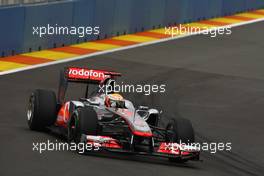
[146,109,160,126]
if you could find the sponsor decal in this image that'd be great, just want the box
[68,67,108,81]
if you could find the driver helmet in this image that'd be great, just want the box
[105,93,125,108]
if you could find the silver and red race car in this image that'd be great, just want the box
[27,67,200,163]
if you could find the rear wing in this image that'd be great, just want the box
[67,67,121,83]
[58,67,121,103]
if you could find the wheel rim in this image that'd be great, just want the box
[27,95,34,122]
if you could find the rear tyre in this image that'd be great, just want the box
[166,118,195,163]
[68,107,98,144]
[27,89,57,131]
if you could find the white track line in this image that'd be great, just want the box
[1,18,264,76]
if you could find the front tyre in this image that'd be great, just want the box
[166,118,195,163]
[27,89,57,131]
[68,107,98,144]
[166,118,195,144]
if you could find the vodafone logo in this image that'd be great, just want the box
[68,68,107,81]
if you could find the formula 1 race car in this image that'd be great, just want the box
[27,67,200,163]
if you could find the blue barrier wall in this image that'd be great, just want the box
[112,0,133,35]
[0,6,25,56]
[73,0,96,42]
[1,0,264,57]
[23,1,74,52]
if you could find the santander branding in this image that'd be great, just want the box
[68,67,107,81]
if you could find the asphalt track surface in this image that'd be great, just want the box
[1,22,264,176]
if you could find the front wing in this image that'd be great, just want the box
[81,135,200,161]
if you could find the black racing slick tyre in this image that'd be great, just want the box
[27,89,57,131]
[166,118,195,163]
[166,118,195,144]
[68,107,98,144]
